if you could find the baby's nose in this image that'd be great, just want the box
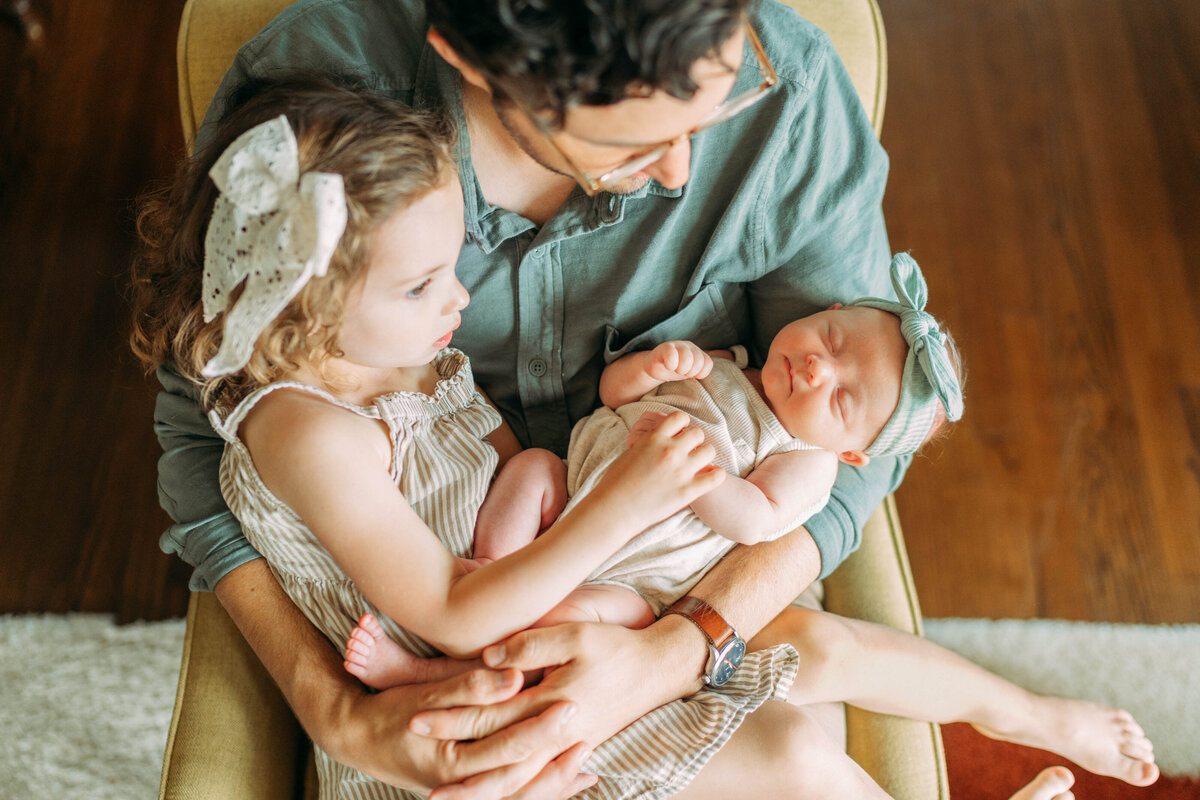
[806,354,832,385]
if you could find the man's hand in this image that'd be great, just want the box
[214,560,593,799]
[418,616,708,797]
[339,670,596,799]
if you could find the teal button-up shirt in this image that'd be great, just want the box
[156,0,908,590]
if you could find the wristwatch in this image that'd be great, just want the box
[664,596,746,687]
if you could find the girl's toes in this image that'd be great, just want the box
[355,613,378,636]
[346,635,373,659]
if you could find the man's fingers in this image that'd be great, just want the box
[427,703,578,799]
[510,742,596,800]
[413,668,524,717]
[483,625,582,672]
[411,679,548,740]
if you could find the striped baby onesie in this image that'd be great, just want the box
[212,348,798,800]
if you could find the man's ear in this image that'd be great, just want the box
[426,29,491,90]
[838,449,870,467]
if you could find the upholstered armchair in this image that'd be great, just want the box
[160,1,948,797]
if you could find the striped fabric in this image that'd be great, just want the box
[212,348,799,800]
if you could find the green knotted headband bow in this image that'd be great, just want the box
[849,253,964,457]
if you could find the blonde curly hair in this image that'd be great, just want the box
[130,76,457,412]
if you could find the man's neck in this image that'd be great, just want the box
[461,83,576,227]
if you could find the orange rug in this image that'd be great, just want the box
[943,723,1200,799]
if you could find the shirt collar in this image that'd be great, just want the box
[413,38,684,253]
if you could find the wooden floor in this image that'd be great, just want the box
[1,0,1196,624]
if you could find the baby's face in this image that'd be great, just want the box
[761,306,907,459]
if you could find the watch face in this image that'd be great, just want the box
[710,638,746,687]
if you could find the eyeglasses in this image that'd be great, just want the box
[532,19,778,196]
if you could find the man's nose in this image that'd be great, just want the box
[644,137,691,189]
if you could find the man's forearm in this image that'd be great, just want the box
[213,559,365,762]
[686,524,822,638]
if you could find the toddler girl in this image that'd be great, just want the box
[349,254,1159,798]
[131,78,811,800]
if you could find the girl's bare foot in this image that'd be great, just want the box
[976,697,1158,787]
[1008,767,1075,800]
[344,613,435,690]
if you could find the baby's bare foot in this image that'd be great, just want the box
[976,697,1159,787]
[344,613,431,690]
[1008,767,1075,800]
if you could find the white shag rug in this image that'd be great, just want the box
[0,614,1196,799]
[0,614,185,800]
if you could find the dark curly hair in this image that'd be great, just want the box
[426,0,749,124]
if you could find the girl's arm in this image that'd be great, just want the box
[598,340,716,408]
[689,449,839,544]
[246,395,723,659]
[477,386,521,468]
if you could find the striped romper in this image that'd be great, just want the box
[213,349,798,800]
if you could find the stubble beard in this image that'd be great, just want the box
[491,97,651,196]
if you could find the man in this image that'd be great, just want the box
[157,0,899,796]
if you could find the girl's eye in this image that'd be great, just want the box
[407,278,432,299]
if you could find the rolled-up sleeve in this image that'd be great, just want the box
[154,365,261,591]
[748,24,905,577]
[804,454,911,578]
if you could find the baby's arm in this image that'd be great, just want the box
[689,449,839,544]
[599,340,714,408]
[247,393,722,659]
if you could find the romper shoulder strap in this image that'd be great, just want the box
[209,381,381,443]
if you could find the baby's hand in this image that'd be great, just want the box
[599,410,725,531]
[647,341,713,383]
[626,410,669,449]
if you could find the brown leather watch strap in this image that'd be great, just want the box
[664,596,734,647]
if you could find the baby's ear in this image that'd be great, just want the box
[837,450,870,467]
[829,302,844,310]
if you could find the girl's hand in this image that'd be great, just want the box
[598,410,724,530]
[625,410,669,449]
[646,341,713,383]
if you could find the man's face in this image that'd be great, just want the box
[494,26,746,194]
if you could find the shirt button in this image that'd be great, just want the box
[527,357,548,377]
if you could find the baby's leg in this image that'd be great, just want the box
[344,613,480,690]
[752,607,1158,787]
[671,701,892,799]
[534,584,656,629]
[472,448,567,564]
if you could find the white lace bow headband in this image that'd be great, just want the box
[201,115,348,377]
